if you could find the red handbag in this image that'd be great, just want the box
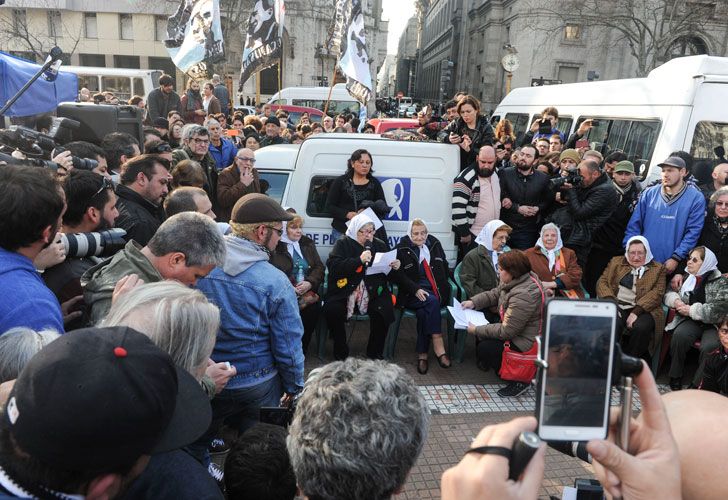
[498,275,545,383]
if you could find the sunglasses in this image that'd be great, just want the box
[264,225,283,237]
[688,256,702,263]
[91,177,114,199]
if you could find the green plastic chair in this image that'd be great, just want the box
[451,262,469,363]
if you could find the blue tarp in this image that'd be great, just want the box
[0,51,78,117]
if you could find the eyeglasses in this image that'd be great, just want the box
[688,256,702,263]
[91,177,114,199]
[149,143,172,153]
[191,138,210,144]
[716,202,728,208]
[719,327,728,334]
[358,227,375,235]
[237,156,256,163]
[264,225,283,237]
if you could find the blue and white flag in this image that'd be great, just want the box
[165,0,225,79]
[328,0,372,105]
[239,0,285,89]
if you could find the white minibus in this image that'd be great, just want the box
[492,55,728,183]
[61,66,162,102]
[268,83,360,116]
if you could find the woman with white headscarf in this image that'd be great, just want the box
[664,245,728,390]
[323,211,405,360]
[460,220,512,301]
[271,208,325,355]
[396,218,451,373]
[596,236,666,359]
[525,223,584,298]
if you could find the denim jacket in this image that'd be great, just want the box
[196,236,304,394]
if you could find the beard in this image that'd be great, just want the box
[516,161,532,172]
[478,167,495,178]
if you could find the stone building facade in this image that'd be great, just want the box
[394,16,418,96]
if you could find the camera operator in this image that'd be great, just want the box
[0,166,66,334]
[42,170,119,330]
[546,159,617,268]
[101,131,141,179]
[63,140,111,179]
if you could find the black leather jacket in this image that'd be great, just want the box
[441,115,495,170]
[114,184,166,246]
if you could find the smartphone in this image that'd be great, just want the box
[536,299,617,441]
[590,120,600,127]
[575,138,589,149]
[226,129,239,137]
[260,406,291,427]
[538,120,552,135]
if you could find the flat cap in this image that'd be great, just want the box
[231,193,293,224]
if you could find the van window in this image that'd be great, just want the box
[557,116,573,136]
[490,115,501,126]
[271,99,287,105]
[690,121,728,166]
[101,76,131,101]
[291,99,360,115]
[77,74,99,92]
[133,77,144,97]
[258,171,290,204]
[505,113,530,145]
[307,176,336,217]
[580,118,660,175]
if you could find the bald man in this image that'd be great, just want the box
[216,148,261,222]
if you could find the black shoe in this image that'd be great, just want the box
[497,382,530,398]
[669,377,682,391]
[436,353,451,369]
[208,437,229,454]
[207,462,225,493]
[417,358,429,374]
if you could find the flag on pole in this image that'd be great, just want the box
[328,0,372,106]
[239,0,285,90]
[164,0,225,80]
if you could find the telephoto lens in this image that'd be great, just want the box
[61,228,127,258]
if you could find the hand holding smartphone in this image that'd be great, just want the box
[536,299,617,442]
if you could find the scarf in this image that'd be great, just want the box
[280,219,303,259]
[475,219,509,270]
[624,235,654,279]
[613,180,633,203]
[536,224,564,272]
[681,247,719,295]
[406,219,431,264]
[345,211,382,241]
[185,88,201,111]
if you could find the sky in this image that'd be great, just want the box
[382,0,417,54]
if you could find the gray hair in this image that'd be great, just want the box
[102,281,219,378]
[212,74,221,84]
[540,222,560,238]
[203,118,220,129]
[148,212,226,267]
[287,358,429,500]
[182,124,209,142]
[710,185,728,209]
[0,327,60,383]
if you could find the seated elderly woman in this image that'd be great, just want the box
[525,223,583,298]
[460,219,512,302]
[664,246,728,391]
[462,250,544,398]
[271,209,325,355]
[396,218,451,374]
[596,236,666,359]
[323,212,405,360]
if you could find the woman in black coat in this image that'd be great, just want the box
[440,95,495,170]
[323,213,410,360]
[270,210,325,355]
[396,219,451,374]
[699,186,728,274]
[325,149,389,244]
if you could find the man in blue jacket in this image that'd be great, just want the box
[196,193,303,436]
[0,166,66,334]
[624,156,706,274]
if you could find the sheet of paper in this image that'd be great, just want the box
[447,298,489,329]
[365,249,398,275]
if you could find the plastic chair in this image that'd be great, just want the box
[450,262,470,363]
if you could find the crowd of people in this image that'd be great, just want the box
[0,74,727,498]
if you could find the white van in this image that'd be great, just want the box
[253,134,459,263]
[492,55,728,183]
[268,83,360,116]
[61,66,162,102]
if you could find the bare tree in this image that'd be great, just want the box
[0,4,83,61]
[522,0,719,76]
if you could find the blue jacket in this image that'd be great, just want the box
[196,236,304,394]
[0,248,64,334]
[208,138,236,171]
[624,183,706,263]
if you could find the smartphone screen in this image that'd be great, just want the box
[537,299,616,441]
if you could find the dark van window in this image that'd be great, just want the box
[307,175,336,217]
[505,113,529,145]
[257,171,290,204]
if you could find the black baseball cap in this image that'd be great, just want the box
[3,327,211,473]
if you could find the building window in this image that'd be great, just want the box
[558,65,580,84]
[120,14,133,40]
[155,15,167,42]
[80,53,106,67]
[84,13,97,39]
[48,11,62,38]
[564,24,581,41]
[12,9,26,33]
[113,55,140,69]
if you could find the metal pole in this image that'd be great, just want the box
[323,57,339,117]
[505,72,513,95]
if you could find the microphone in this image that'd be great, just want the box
[363,241,373,267]
[547,440,592,463]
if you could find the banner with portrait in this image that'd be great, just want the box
[239,0,285,90]
[328,0,372,105]
[165,0,225,80]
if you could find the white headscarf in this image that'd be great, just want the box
[624,236,654,279]
[345,210,383,242]
[681,247,719,295]
[536,223,564,272]
[407,219,430,264]
[474,219,510,270]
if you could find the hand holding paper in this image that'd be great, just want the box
[447,298,489,330]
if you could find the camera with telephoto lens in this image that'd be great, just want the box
[60,228,127,258]
[538,119,552,135]
[0,118,80,170]
[52,146,98,171]
[550,167,583,189]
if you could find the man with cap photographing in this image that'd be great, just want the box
[196,193,304,441]
[624,156,706,273]
[0,326,211,498]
